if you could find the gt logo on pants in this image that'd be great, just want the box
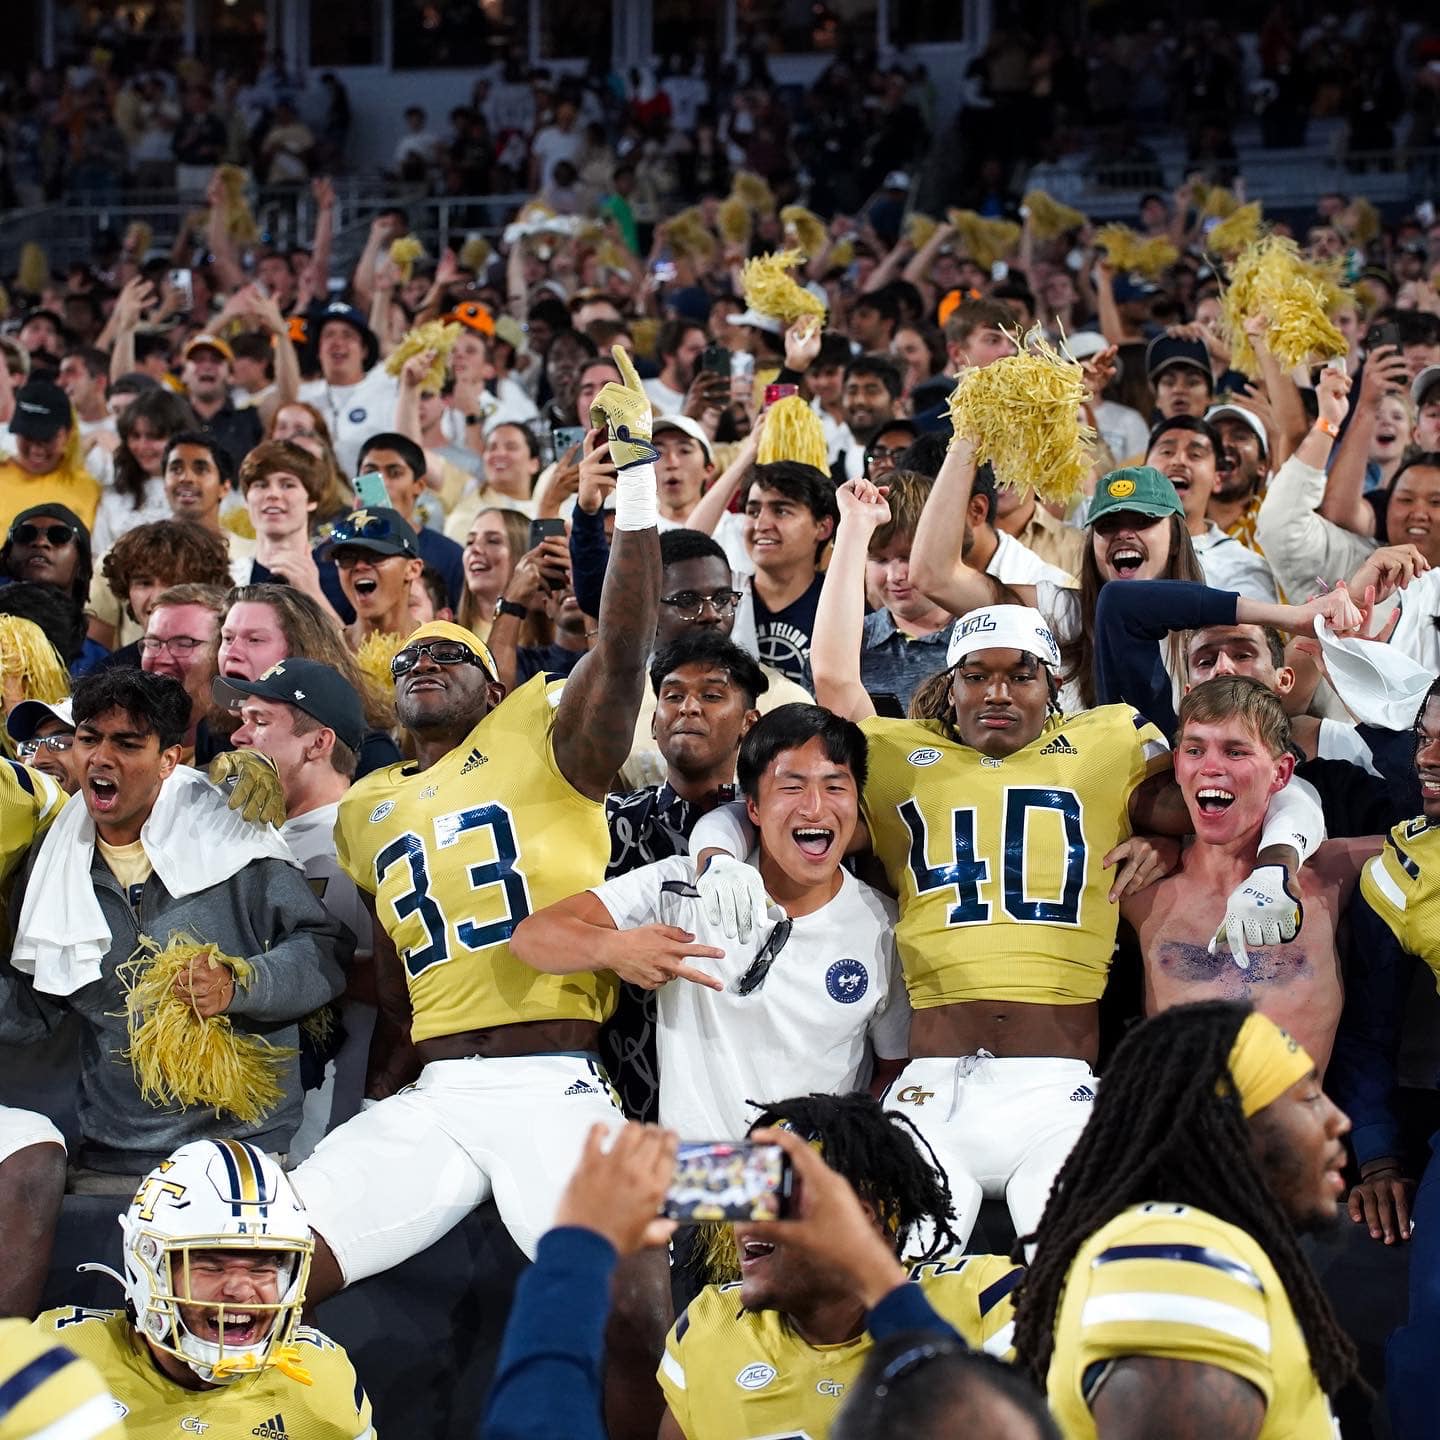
[896,1086,934,1105]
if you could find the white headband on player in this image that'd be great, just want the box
[947,604,1062,671]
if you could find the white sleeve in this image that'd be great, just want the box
[688,800,755,862]
[868,939,912,1060]
[590,855,688,930]
[1317,718,1381,778]
[1253,453,1375,602]
[1258,773,1326,864]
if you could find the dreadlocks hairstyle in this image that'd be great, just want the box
[1416,673,1440,753]
[1010,1000,1357,1397]
[746,1092,965,1263]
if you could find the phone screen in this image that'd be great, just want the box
[663,1142,793,1224]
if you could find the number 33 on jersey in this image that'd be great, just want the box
[859,705,1170,1008]
[335,675,616,1041]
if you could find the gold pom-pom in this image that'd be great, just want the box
[717,197,753,248]
[905,213,939,250]
[1221,235,1351,377]
[356,630,410,692]
[698,1223,740,1283]
[459,234,493,273]
[757,395,829,471]
[1196,182,1241,219]
[594,238,634,278]
[1023,190,1087,241]
[16,243,49,297]
[947,210,1022,271]
[947,330,1095,506]
[388,234,425,283]
[216,165,259,246]
[740,249,827,326]
[629,316,660,362]
[780,206,827,258]
[0,617,70,705]
[124,221,153,258]
[828,237,855,269]
[118,935,295,1126]
[384,318,460,394]
[660,208,717,263]
[221,507,256,542]
[1206,202,1264,258]
[1340,197,1380,248]
[1095,225,1179,279]
[731,171,775,217]
[301,1003,337,1048]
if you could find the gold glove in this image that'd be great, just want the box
[588,345,657,469]
[207,749,287,828]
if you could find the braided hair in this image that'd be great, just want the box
[1415,674,1440,754]
[1010,1000,1357,1396]
[747,1091,965,1263]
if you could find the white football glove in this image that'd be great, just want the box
[1208,864,1303,971]
[696,854,769,944]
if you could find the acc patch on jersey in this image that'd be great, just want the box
[368,800,395,823]
[907,748,942,767]
[826,958,869,1004]
[736,1362,777,1390]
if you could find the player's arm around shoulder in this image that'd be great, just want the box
[512,856,725,992]
[1314,834,1383,908]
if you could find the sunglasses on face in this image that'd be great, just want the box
[11,523,76,547]
[391,639,491,678]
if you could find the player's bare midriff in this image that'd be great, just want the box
[417,1018,603,1063]
[910,1000,1100,1066]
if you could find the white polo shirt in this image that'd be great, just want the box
[299,367,401,475]
[592,854,909,1138]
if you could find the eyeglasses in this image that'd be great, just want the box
[392,639,490,678]
[333,548,398,570]
[10,523,76,547]
[16,734,74,759]
[139,635,209,656]
[865,445,907,465]
[659,589,741,620]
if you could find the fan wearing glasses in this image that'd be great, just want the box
[6,698,82,793]
[1,503,110,675]
[139,583,227,761]
[513,704,910,1145]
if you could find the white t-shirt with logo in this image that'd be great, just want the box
[592,854,909,1138]
[299,366,401,476]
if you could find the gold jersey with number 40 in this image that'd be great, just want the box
[334,674,615,1042]
[859,705,1170,1008]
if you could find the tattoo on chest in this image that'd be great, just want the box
[1156,940,1310,993]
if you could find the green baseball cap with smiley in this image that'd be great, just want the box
[1085,466,1185,526]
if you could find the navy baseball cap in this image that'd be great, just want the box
[10,380,72,440]
[1146,333,1212,385]
[323,507,419,560]
[212,659,365,752]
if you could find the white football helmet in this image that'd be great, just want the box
[119,1140,314,1385]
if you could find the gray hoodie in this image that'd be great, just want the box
[2,846,352,1172]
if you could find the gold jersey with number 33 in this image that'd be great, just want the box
[334,674,615,1041]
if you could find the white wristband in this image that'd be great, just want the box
[614,461,658,532]
[1259,774,1325,865]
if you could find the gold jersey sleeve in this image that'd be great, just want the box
[0,759,63,887]
[32,1310,375,1440]
[0,1317,126,1440]
[1046,1204,1337,1440]
[859,706,1170,1007]
[334,674,615,1041]
[657,1257,1024,1439]
[1360,818,1440,974]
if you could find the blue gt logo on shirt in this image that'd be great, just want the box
[826,958,868,1004]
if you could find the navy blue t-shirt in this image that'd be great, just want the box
[750,573,823,688]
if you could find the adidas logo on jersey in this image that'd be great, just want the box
[251,1416,289,1440]
[460,747,489,774]
[564,1079,598,1096]
[1039,735,1078,756]
[1069,1085,1095,1102]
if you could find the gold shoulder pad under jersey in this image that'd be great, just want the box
[859,705,1169,1007]
[1361,818,1440,972]
[0,1316,126,1440]
[334,672,614,1041]
[1046,1203,1337,1440]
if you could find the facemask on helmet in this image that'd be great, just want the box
[119,1139,314,1385]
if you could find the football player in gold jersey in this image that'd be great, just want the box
[1014,1001,1356,1438]
[290,351,670,1439]
[658,1092,1025,1440]
[695,477,1322,1249]
[0,1319,126,1440]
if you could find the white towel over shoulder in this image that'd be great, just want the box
[12,767,297,997]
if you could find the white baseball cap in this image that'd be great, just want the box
[725,306,784,336]
[6,697,74,744]
[1205,403,1269,457]
[947,605,1062,670]
[652,413,714,463]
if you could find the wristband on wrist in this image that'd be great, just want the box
[1315,416,1341,438]
[496,597,528,620]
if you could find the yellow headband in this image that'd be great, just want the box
[404,620,499,682]
[1227,1012,1314,1118]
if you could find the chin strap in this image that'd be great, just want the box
[212,1344,313,1387]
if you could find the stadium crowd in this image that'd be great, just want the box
[1,29,1440,1439]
